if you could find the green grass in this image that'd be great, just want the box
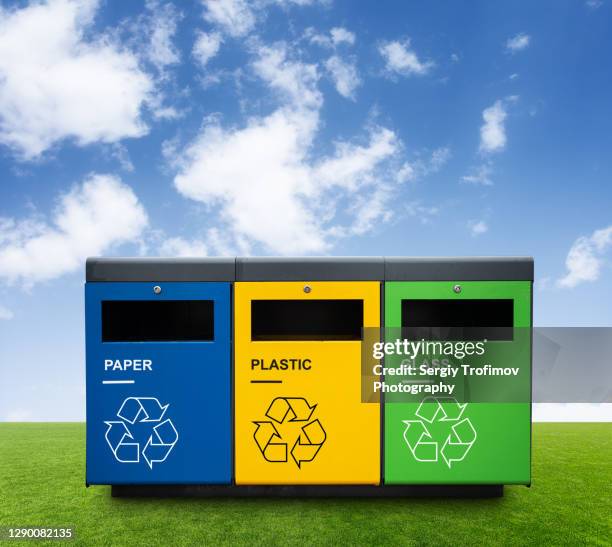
[0,423,610,546]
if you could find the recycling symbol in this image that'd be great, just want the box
[104,397,179,469]
[402,397,477,468]
[253,397,327,468]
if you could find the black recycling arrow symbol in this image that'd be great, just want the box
[265,397,317,423]
[253,421,287,462]
[253,397,326,468]
[290,419,327,469]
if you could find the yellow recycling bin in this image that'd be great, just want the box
[234,258,382,485]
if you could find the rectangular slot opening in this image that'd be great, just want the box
[401,299,514,341]
[251,299,363,341]
[102,300,214,342]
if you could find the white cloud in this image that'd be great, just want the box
[405,201,440,224]
[307,26,356,49]
[343,184,395,236]
[330,27,355,46]
[151,108,181,121]
[468,219,488,236]
[313,126,399,190]
[0,174,148,286]
[201,0,256,37]
[205,227,251,255]
[479,100,508,153]
[324,55,360,99]
[462,163,494,186]
[172,43,403,254]
[159,236,208,257]
[396,162,416,183]
[109,143,134,172]
[174,109,326,254]
[586,0,603,9]
[397,147,451,183]
[275,0,321,4]
[378,39,434,77]
[0,0,155,159]
[0,304,14,320]
[144,0,182,72]
[252,43,322,109]
[429,146,451,171]
[202,0,322,40]
[557,225,612,288]
[193,31,223,67]
[305,29,330,47]
[506,32,530,53]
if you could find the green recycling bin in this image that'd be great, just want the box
[383,258,533,486]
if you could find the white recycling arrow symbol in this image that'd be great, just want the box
[104,397,179,469]
[402,396,477,468]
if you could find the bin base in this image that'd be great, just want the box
[111,484,503,498]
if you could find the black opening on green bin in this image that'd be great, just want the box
[251,299,363,341]
[401,299,514,341]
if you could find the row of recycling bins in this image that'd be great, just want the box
[86,257,533,487]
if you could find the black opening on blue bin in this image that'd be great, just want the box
[401,299,514,341]
[102,300,214,342]
[251,299,363,341]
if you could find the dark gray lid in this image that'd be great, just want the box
[236,257,385,281]
[86,256,534,282]
[384,257,534,281]
[86,257,236,282]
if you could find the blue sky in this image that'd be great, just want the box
[0,0,611,421]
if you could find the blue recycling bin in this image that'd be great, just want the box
[85,259,233,485]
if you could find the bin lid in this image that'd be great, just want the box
[384,256,534,281]
[236,257,385,281]
[86,257,236,282]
